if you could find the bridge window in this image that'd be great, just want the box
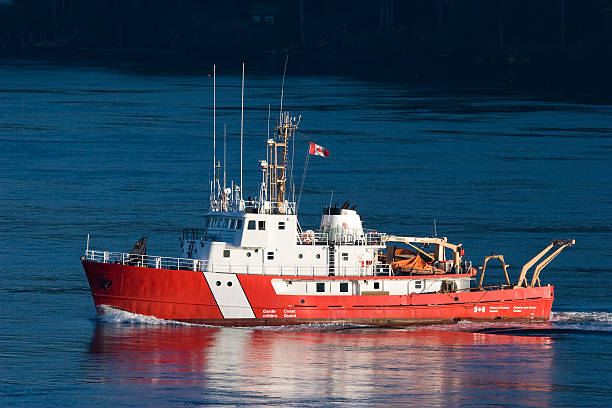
[374,282,380,290]
[223,250,230,258]
[278,221,285,230]
[316,282,325,292]
[229,219,235,229]
[258,220,266,230]
[236,219,243,229]
[340,282,348,292]
[248,220,256,230]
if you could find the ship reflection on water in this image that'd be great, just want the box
[86,322,554,406]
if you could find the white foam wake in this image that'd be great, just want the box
[551,311,612,323]
[95,306,349,331]
[96,305,194,326]
[95,306,612,328]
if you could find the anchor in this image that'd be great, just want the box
[100,275,113,290]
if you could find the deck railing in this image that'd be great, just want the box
[243,200,297,215]
[82,249,393,277]
[296,231,386,246]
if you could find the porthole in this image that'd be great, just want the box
[300,299,305,304]
[298,254,303,259]
[247,252,252,257]
[316,254,321,259]
[215,281,221,286]
[228,282,233,287]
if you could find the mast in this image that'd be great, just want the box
[279,55,288,123]
[213,64,216,199]
[240,62,244,202]
[278,115,290,203]
[223,123,227,191]
[262,113,298,213]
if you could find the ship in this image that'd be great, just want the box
[81,68,574,326]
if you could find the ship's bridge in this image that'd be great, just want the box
[195,200,385,248]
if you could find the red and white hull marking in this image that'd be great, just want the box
[83,261,554,326]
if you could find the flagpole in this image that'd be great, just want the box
[240,62,245,202]
[223,123,227,191]
[213,64,216,200]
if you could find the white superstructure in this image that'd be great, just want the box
[176,112,471,294]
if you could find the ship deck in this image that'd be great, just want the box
[82,249,474,279]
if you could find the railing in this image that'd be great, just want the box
[296,231,329,246]
[82,249,393,277]
[243,200,296,215]
[181,228,237,244]
[84,249,198,271]
[182,228,206,241]
[296,231,386,246]
[393,261,473,276]
[209,199,297,215]
[331,231,386,246]
[83,249,474,277]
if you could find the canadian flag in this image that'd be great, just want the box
[309,142,330,157]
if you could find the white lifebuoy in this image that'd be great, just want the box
[302,230,315,245]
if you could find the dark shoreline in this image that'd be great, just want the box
[2,46,611,105]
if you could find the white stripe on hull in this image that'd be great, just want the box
[203,272,255,318]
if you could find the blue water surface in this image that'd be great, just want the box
[1,60,611,407]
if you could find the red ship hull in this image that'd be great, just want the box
[83,260,554,326]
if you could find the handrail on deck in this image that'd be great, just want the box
[296,231,386,246]
[82,249,393,277]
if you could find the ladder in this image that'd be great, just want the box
[328,244,336,276]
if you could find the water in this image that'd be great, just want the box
[1,60,611,407]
